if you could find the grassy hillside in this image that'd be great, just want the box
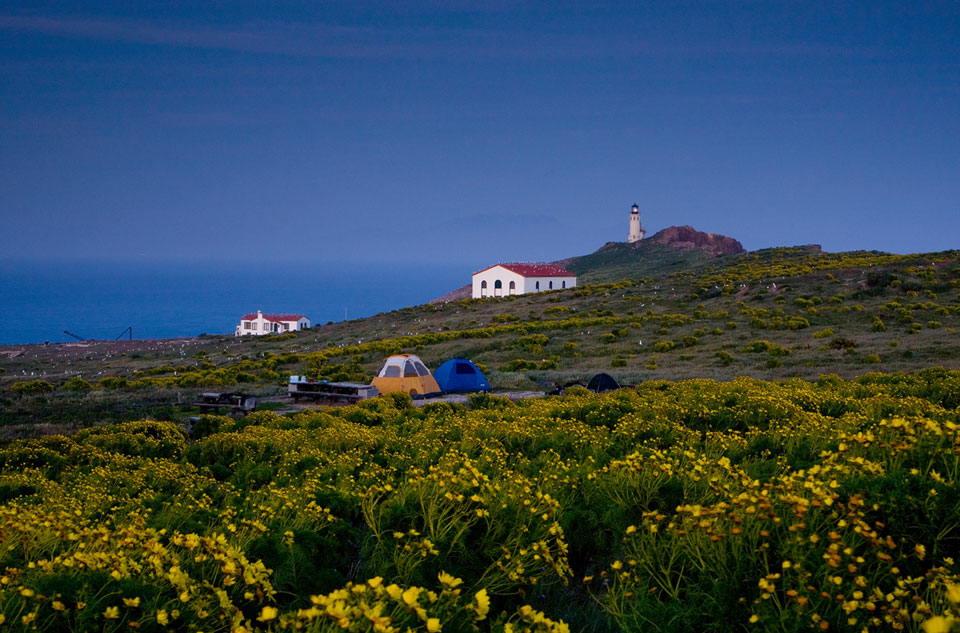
[562,240,718,284]
[2,246,960,633]
[2,245,960,429]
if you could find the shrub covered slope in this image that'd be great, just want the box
[1,374,959,631]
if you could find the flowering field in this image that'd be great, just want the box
[1,371,959,632]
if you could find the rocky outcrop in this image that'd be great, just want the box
[647,225,745,256]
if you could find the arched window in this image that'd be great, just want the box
[494,279,503,297]
[480,279,488,298]
[509,280,516,295]
[549,281,553,290]
[535,281,540,291]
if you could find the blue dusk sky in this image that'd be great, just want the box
[1,1,958,266]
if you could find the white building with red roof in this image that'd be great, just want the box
[235,310,311,336]
[471,263,577,299]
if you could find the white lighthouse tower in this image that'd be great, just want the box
[627,203,645,243]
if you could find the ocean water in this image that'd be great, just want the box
[0,260,472,345]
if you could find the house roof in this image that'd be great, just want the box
[473,263,576,278]
[241,313,308,323]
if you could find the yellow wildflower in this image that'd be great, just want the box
[922,616,954,633]
[946,583,960,603]
[104,606,120,619]
[402,586,420,606]
[258,606,278,622]
[474,588,490,620]
[438,572,462,589]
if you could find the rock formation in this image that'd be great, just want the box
[647,225,745,256]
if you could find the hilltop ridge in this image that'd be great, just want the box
[433,225,748,303]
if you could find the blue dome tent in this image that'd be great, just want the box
[433,358,490,394]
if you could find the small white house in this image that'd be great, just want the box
[471,263,577,299]
[236,310,311,336]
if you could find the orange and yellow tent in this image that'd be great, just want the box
[371,354,441,397]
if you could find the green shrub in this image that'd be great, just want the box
[811,328,834,339]
[743,340,771,353]
[518,334,549,353]
[61,377,92,392]
[743,340,790,356]
[872,316,887,332]
[499,359,538,372]
[611,357,628,368]
[74,420,187,459]
[785,316,810,330]
[538,358,559,370]
[828,337,857,351]
[466,392,514,409]
[386,391,414,410]
[262,332,297,341]
[561,342,581,357]
[11,380,55,396]
[715,351,734,366]
[653,341,676,353]
[600,333,617,344]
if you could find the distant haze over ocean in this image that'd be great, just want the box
[0,260,474,345]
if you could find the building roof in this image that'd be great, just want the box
[241,313,308,323]
[473,263,576,278]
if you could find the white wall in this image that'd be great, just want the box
[471,266,577,298]
[524,276,577,293]
[472,267,525,298]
